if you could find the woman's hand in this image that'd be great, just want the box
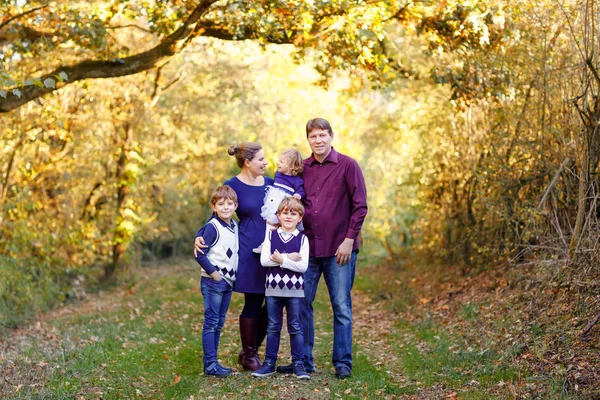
[287,252,302,262]
[194,236,207,257]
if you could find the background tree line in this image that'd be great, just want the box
[1,0,598,330]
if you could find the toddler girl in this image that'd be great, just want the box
[253,149,304,253]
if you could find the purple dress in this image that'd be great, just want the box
[225,176,274,293]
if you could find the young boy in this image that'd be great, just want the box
[195,185,239,377]
[252,197,310,379]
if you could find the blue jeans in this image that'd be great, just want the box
[302,252,357,370]
[200,277,233,366]
[264,296,304,363]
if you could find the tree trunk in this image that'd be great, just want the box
[105,122,134,280]
[0,130,25,226]
[569,135,591,257]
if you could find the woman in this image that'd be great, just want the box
[195,142,272,371]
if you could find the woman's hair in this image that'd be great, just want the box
[278,196,305,217]
[211,185,238,205]
[306,117,333,137]
[280,148,303,176]
[228,142,263,168]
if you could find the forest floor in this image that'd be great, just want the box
[1,256,599,399]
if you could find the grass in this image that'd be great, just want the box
[2,257,591,399]
[1,261,401,399]
[392,317,522,390]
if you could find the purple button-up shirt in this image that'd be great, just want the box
[302,147,368,257]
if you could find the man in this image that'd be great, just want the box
[277,117,368,379]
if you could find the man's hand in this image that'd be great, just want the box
[287,252,302,262]
[270,249,284,264]
[194,236,207,257]
[210,270,222,281]
[335,238,354,265]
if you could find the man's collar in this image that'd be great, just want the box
[306,147,339,165]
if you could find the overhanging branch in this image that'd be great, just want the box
[0,5,48,30]
[0,0,219,114]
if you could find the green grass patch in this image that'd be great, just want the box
[390,317,523,393]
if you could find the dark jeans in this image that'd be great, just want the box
[200,277,233,365]
[264,296,303,363]
[302,251,357,370]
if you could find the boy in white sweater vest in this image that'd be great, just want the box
[195,185,239,377]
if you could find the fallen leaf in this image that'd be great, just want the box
[344,388,351,394]
[172,375,181,384]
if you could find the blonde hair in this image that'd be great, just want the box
[228,142,263,169]
[211,185,238,205]
[280,148,303,176]
[278,197,305,217]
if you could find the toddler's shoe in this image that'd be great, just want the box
[204,362,231,378]
[251,359,276,377]
[293,363,310,380]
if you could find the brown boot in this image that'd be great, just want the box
[238,317,262,371]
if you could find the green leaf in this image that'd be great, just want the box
[58,71,69,82]
[43,78,56,88]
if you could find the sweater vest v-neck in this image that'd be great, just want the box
[265,231,305,298]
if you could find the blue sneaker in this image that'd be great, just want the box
[204,362,231,377]
[335,365,351,379]
[293,363,310,380]
[251,359,276,377]
[276,363,316,374]
[218,362,232,374]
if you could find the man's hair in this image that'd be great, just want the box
[280,148,304,176]
[227,142,263,168]
[211,185,238,205]
[306,117,333,137]
[278,197,305,217]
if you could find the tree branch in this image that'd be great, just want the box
[0,5,48,30]
[0,0,219,114]
[581,309,600,337]
[107,24,152,34]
